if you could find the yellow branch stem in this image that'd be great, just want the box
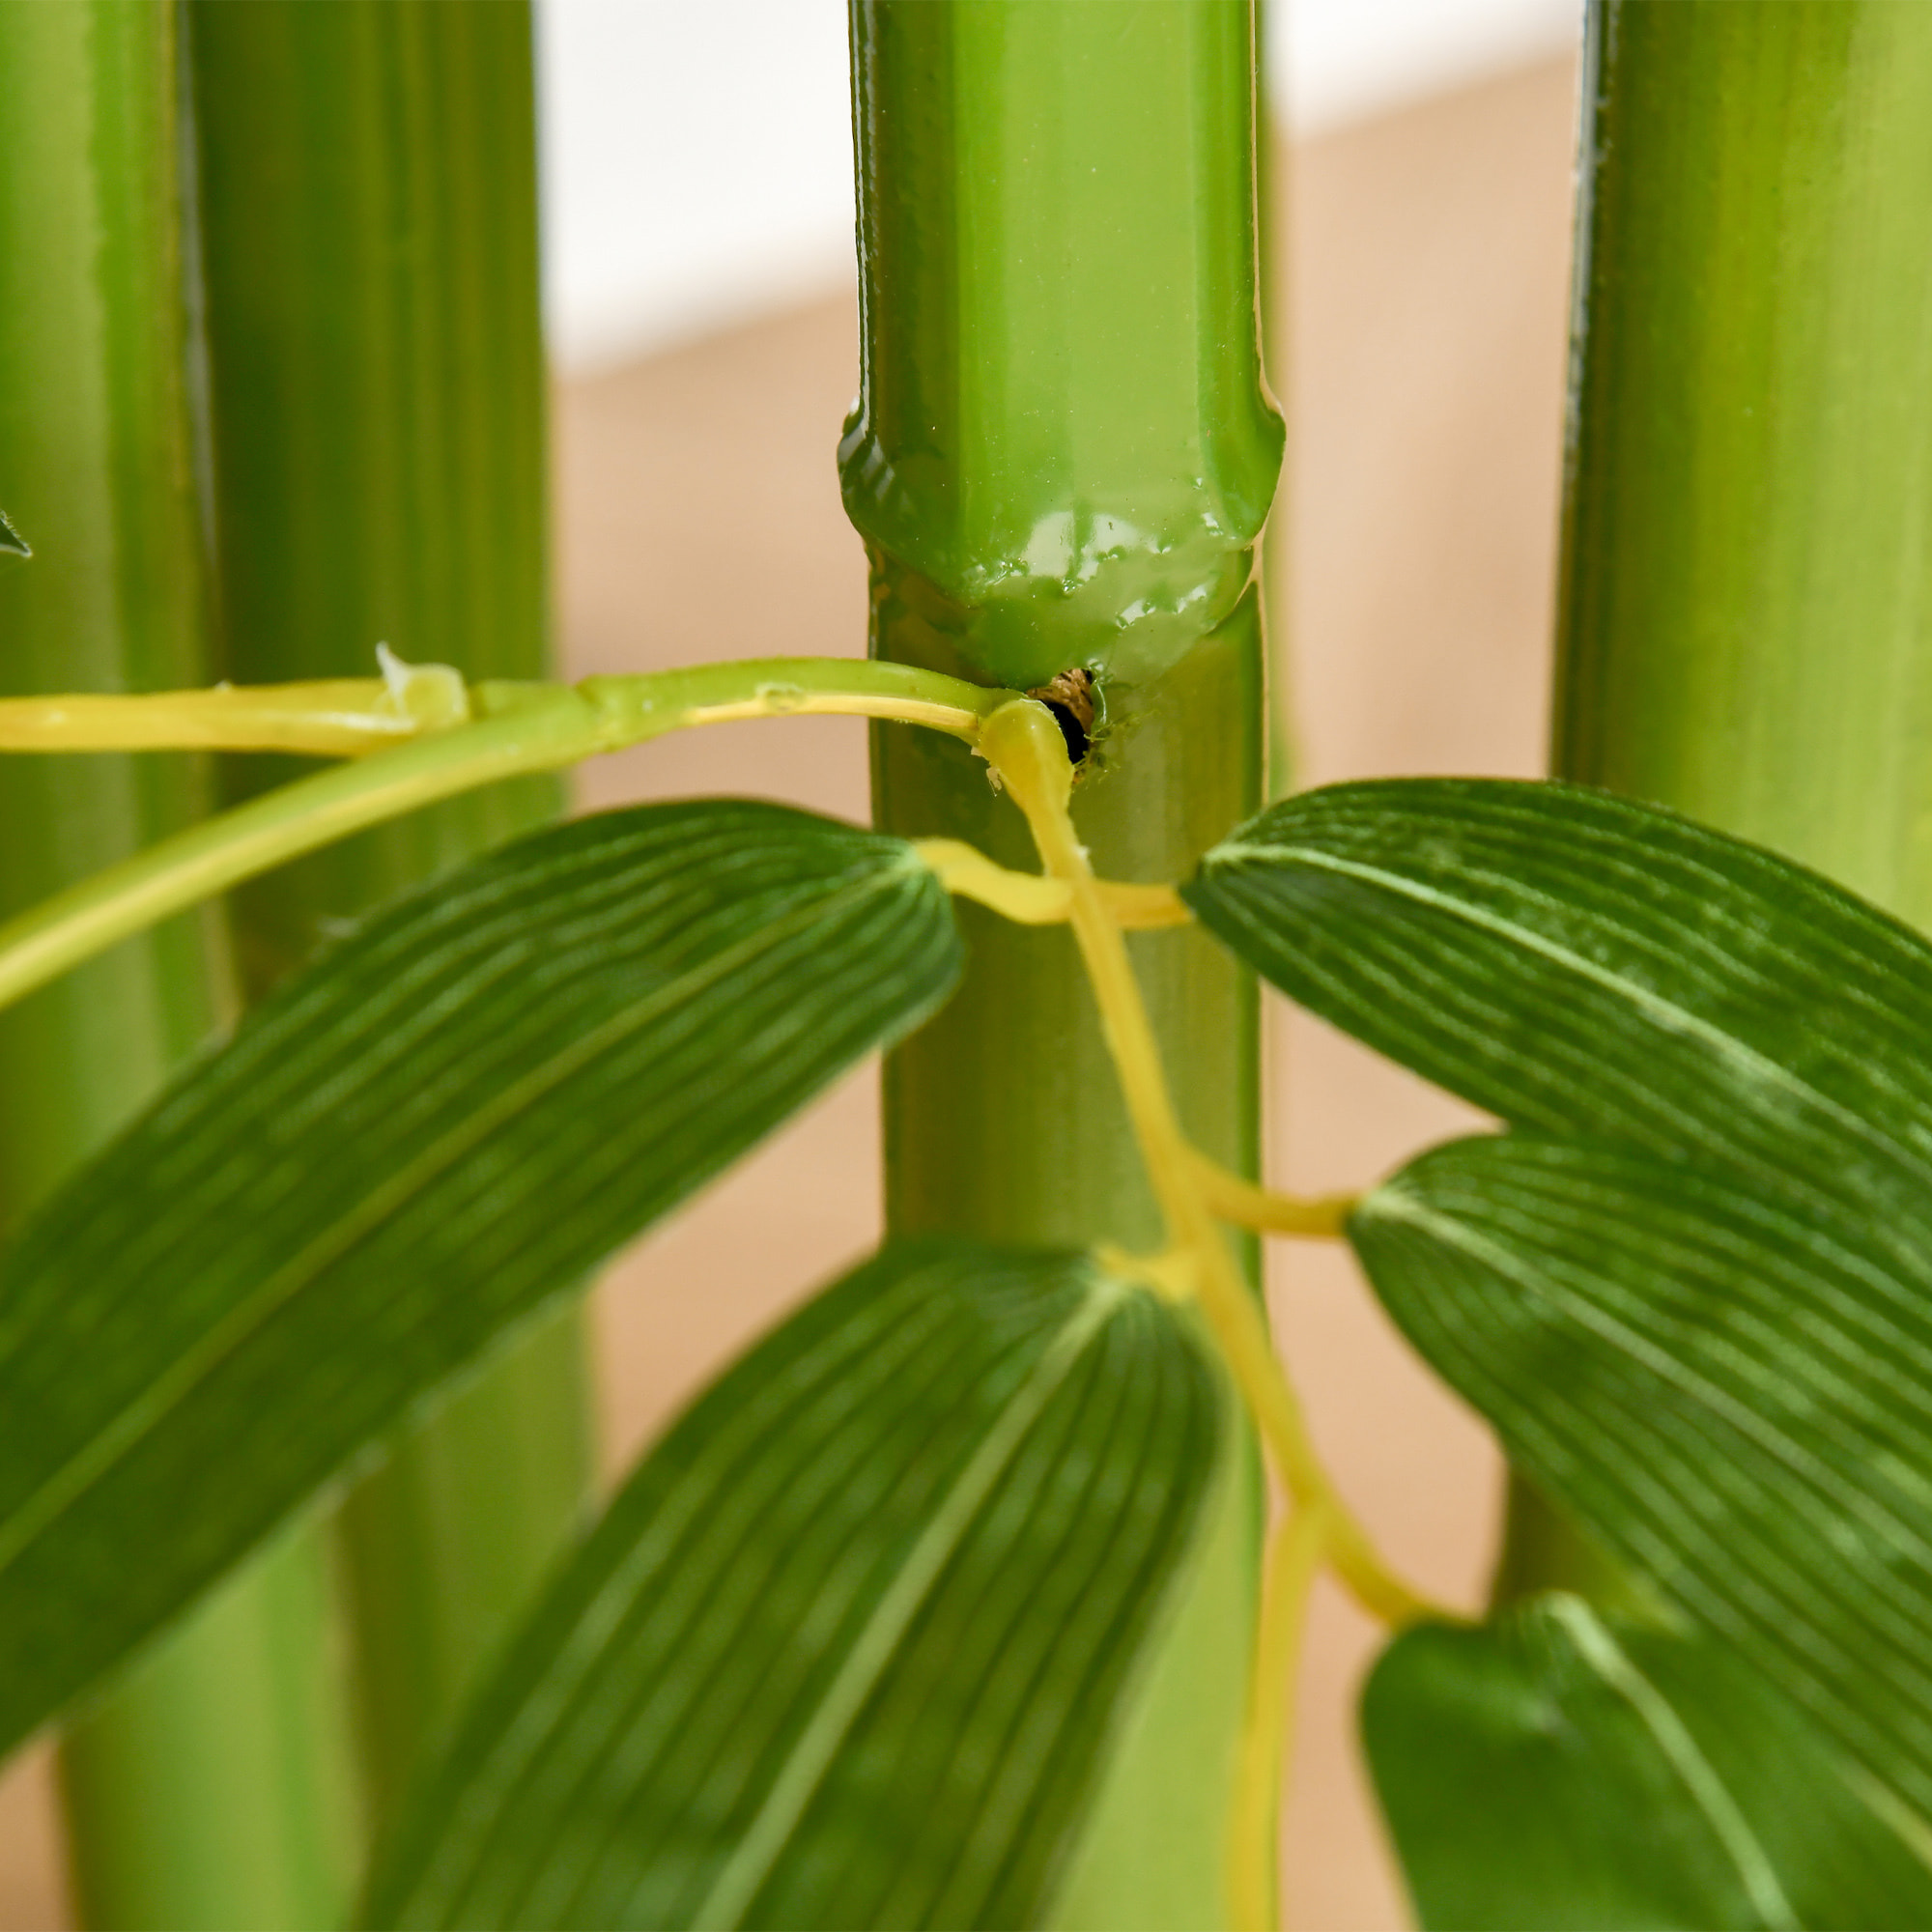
[1229,1501,1332,1932]
[913,838,1191,931]
[978,698,1446,1932]
[979,700,1435,1631]
[0,655,1011,759]
[0,659,1018,1024]
[0,680,429,754]
[1190,1153,1356,1240]
[0,648,480,754]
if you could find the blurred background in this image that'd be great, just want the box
[538,0,1579,368]
[2,2,1583,1926]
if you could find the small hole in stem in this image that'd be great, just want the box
[1027,667,1095,765]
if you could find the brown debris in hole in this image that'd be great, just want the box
[1030,667,1095,732]
[1027,667,1096,763]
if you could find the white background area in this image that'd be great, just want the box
[536,0,1581,370]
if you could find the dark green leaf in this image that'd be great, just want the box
[1181,779,1932,1244]
[1364,1595,1932,1932]
[0,799,960,1757]
[1352,1134,1932,1831]
[363,1237,1226,1932]
[0,509,27,557]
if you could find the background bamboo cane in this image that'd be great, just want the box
[187,0,594,1835]
[0,5,358,1924]
[846,4,1281,1920]
[1518,0,1932,1597]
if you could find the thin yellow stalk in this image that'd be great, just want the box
[979,699,1435,1630]
[1229,1501,1332,1932]
[0,662,1012,1021]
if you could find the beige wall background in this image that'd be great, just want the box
[0,54,1578,1932]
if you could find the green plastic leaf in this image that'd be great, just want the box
[1191,776,1932,1899]
[0,799,960,1758]
[0,508,27,556]
[363,1236,1224,1932]
[1364,1595,1932,1932]
[1352,1133,1932,1830]
[1181,778,1932,1238]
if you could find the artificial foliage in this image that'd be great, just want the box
[6,1,1932,1928]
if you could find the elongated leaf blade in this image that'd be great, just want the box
[1182,779,1932,1236]
[1364,1595,1932,1932]
[362,1237,1225,1932]
[0,799,960,1757]
[0,509,28,557]
[1352,1133,1932,1828]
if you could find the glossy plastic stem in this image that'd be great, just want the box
[0,665,1011,1023]
[1522,0,1932,1597]
[186,0,590,1837]
[0,6,358,1925]
[847,5,1282,1923]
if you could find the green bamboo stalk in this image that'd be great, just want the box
[186,0,593,1834]
[845,5,1282,1922]
[0,5,358,1924]
[1520,0,1932,1598]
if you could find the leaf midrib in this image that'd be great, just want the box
[1548,1599,1798,1931]
[687,1270,1128,1932]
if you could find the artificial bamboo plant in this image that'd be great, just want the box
[6,2,1932,1929]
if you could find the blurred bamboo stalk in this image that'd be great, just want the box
[1519,0,1932,1596]
[187,0,594,1837]
[0,4,358,1924]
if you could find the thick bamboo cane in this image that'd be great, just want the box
[1520,0,1932,1598]
[846,5,1283,1921]
[186,0,593,1835]
[0,5,357,1924]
